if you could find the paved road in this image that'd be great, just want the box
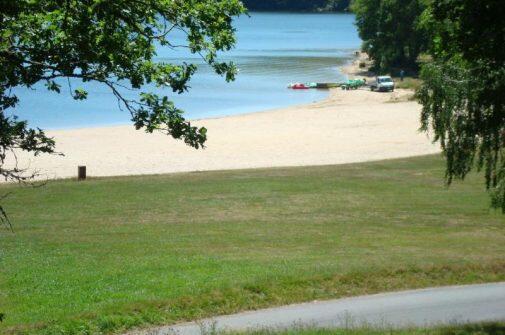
[134,282,505,335]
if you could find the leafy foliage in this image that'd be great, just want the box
[417,0,505,211]
[351,0,505,211]
[352,0,430,71]
[0,0,246,185]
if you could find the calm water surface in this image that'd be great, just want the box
[12,13,361,129]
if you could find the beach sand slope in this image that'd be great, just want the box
[8,86,440,181]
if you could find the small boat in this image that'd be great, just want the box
[288,83,310,90]
[288,82,342,90]
[316,83,341,89]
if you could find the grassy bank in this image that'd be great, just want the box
[393,77,422,91]
[1,155,504,334]
[234,323,505,335]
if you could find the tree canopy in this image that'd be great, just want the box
[0,0,245,184]
[352,0,430,71]
[0,0,246,228]
[353,0,505,211]
[417,0,505,211]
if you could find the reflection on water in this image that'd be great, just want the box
[12,13,360,129]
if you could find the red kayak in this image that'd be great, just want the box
[291,83,309,89]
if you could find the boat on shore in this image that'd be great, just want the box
[288,82,342,90]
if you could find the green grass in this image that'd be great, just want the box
[393,77,422,91]
[231,323,505,335]
[1,155,504,335]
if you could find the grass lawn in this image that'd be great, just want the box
[393,77,422,91]
[1,155,504,335]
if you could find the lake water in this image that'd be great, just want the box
[11,13,361,129]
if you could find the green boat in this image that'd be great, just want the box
[341,79,367,90]
[316,83,341,89]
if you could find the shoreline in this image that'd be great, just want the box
[39,51,358,132]
[40,58,353,132]
[4,53,440,182]
[41,52,387,135]
[41,91,332,133]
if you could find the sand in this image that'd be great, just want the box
[7,55,440,181]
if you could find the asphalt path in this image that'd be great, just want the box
[132,282,505,335]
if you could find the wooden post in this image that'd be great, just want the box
[78,166,87,181]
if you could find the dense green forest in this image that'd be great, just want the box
[241,0,350,12]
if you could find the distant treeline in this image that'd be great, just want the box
[241,0,351,12]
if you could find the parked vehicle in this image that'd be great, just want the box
[370,76,395,92]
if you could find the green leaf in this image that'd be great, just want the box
[73,88,88,100]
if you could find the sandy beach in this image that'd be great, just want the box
[8,56,440,181]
